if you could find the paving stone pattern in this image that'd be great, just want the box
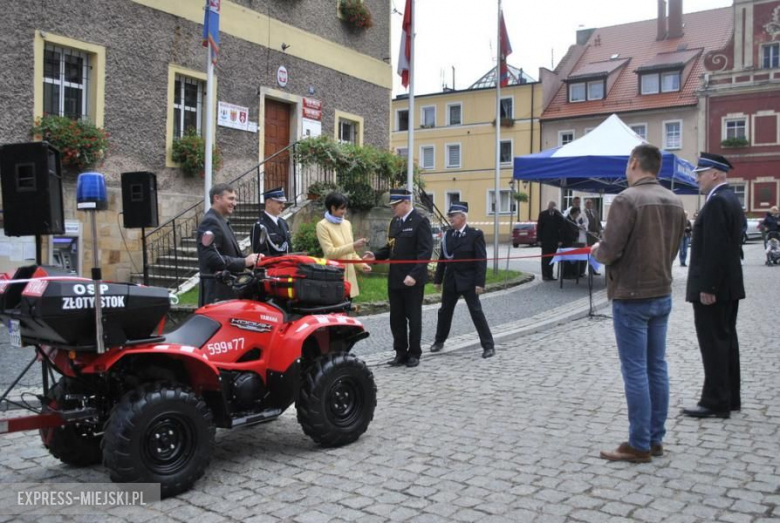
[0,243,778,522]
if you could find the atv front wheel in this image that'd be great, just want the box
[297,352,377,447]
[102,383,215,498]
[40,377,103,467]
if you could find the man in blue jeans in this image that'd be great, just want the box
[591,144,687,462]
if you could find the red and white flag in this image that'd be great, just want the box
[499,10,513,87]
[397,0,412,88]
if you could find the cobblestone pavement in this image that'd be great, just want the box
[0,242,778,522]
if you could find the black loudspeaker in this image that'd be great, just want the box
[0,141,65,236]
[121,172,159,229]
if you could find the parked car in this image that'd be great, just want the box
[512,222,538,247]
[744,218,763,243]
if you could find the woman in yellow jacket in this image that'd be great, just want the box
[316,192,371,297]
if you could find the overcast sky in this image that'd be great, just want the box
[390,0,733,97]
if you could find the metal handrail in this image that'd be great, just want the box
[143,142,299,240]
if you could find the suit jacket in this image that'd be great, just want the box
[316,218,368,298]
[537,209,563,245]
[197,208,246,306]
[251,212,291,256]
[373,209,433,290]
[686,184,746,302]
[434,225,487,292]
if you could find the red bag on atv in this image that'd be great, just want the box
[259,255,350,305]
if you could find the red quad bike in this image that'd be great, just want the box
[0,255,376,498]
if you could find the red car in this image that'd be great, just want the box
[512,222,538,247]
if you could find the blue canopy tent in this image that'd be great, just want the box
[513,114,699,195]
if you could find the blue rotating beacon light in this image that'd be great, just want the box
[77,172,109,353]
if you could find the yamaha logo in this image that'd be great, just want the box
[230,318,273,333]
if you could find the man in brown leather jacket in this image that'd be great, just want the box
[591,144,686,463]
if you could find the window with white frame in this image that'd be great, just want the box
[569,83,586,102]
[641,71,681,94]
[500,97,514,119]
[661,71,681,92]
[447,103,462,126]
[488,189,515,215]
[663,120,682,149]
[588,80,604,100]
[445,191,461,211]
[43,43,91,120]
[421,106,436,128]
[173,74,205,138]
[396,147,408,159]
[500,140,513,164]
[420,145,435,169]
[732,183,746,209]
[396,109,409,131]
[558,130,575,146]
[562,189,574,210]
[724,118,747,140]
[445,144,461,168]
[338,118,359,144]
[762,43,780,69]
[630,124,648,140]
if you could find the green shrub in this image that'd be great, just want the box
[293,221,324,257]
[172,129,222,177]
[30,115,109,171]
[721,137,749,148]
[342,181,378,211]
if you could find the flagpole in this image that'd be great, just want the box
[493,0,502,274]
[204,49,214,209]
[407,0,416,203]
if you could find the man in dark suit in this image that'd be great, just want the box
[536,201,563,281]
[252,187,292,257]
[429,202,495,358]
[197,183,261,306]
[683,153,746,419]
[363,189,433,368]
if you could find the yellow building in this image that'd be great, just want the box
[391,66,543,238]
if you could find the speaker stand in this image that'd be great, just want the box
[35,234,42,265]
[141,227,149,286]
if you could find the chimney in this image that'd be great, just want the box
[657,0,667,41]
[668,0,684,39]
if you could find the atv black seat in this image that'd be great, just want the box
[164,315,221,348]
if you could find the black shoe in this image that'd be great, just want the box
[429,342,444,353]
[680,263,687,267]
[681,406,730,419]
[388,354,407,367]
[405,356,420,367]
[592,271,601,276]
[482,347,495,359]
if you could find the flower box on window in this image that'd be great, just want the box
[721,137,749,148]
[338,0,373,30]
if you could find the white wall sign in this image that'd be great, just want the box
[218,102,250,131]
[277,66,288,88]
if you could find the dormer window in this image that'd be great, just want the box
[568,80,604,103]
[640,70,681,95]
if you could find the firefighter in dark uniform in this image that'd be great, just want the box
[429,202,495,358]
[251,187,292,257]
[363,189,433,368]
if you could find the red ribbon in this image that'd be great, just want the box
[331,246,593,265]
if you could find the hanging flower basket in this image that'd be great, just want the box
[172,129,223,178]
[339,0,373,30]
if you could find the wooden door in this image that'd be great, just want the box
[264,99,291,197]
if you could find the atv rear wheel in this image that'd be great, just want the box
[297,352,377,447]
[102,383,215,498]
[39,377,103,467]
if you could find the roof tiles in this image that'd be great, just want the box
[542,7,733,121]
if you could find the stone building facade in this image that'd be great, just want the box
[0,0,391,280]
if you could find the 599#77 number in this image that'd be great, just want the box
[206,338,245,356]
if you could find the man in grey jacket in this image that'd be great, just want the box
[591,144,687,463]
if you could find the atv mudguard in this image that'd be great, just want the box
[77,342,222,391]
[267,314,367,372]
